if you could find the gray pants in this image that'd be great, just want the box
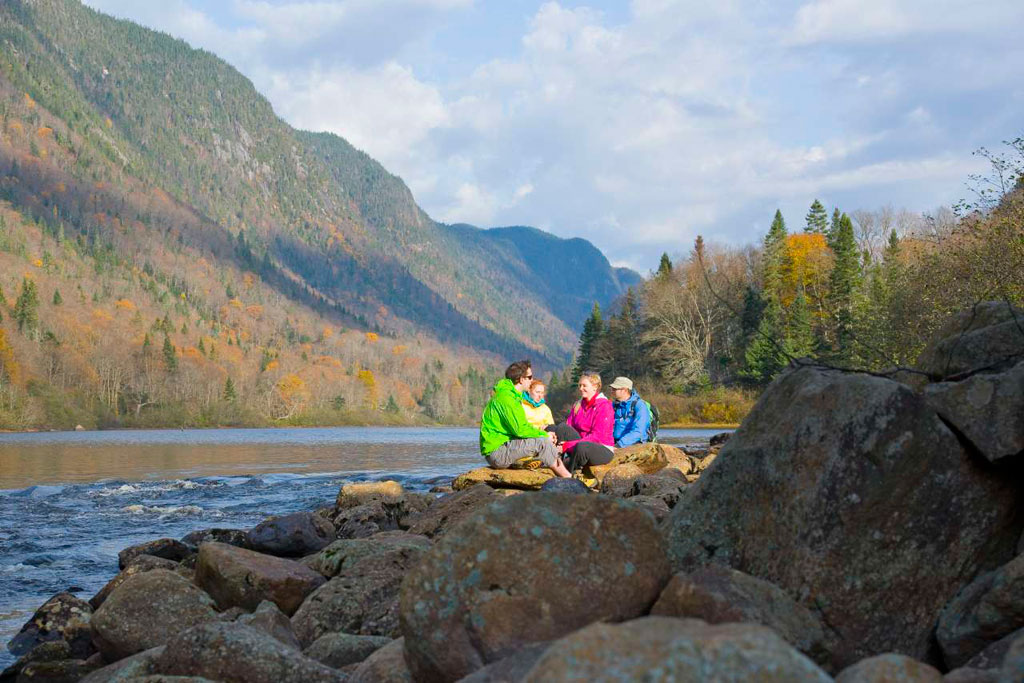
[486,438,559,469]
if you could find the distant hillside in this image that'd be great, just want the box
[0,0,640,428]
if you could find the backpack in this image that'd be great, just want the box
[626,397,659,443]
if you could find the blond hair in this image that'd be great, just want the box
[579,372,602,390]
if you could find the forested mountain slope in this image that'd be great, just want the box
[0,0,639,428]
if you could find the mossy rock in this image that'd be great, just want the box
[452,467,555,491]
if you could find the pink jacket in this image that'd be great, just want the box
[563,393,615,453]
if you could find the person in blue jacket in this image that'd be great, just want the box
[609,376,650,447]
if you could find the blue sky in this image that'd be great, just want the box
[82,0,1024,272]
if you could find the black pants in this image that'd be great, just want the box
[547,424,614,472]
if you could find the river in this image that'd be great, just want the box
[0,426,723,667]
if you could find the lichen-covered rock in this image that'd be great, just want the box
[938,554,1024,668]
[90,555,184,609]
[451,467,554,491]
[915,301,1024,381]
[180,528,250,551]
[79,646,164,683]
[1,640,72,681]
[303,632,392,669]
[835,653,943,682]
[236,600,302,650]
[400,492,672,681]
[925,360,1024,464]
[15,656,99,681]
[585,442,669,482]
[336,481,405,508]
[157,623,345,683]
[521,617,830,682]
[194,542,325,616]
[91,570,218,661]
[118,539,192,569]
[6,592,93,659]
[662,366,1021,670]
[292,533,431,645]
[651,566,826,661]
[349,637,410,683]
[598,463,644,497]
[247,512,335,557]
[329,492,433,539]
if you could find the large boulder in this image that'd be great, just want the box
[194,542,325,616]
[292,533,431,645]
[303,632,392,669]
[91,570,219,661]
[247,512,334,557]
[651,565,826,661]
[834,653,942,682]
[451,467,554,491]
[537,477,591,494]
[662,366,1022,670]
[6,592,93,659]
[925,360,1024,464]
[585,442,670,482]
[79,646,164,683]
[157,622,345,683]
[520,617,830,682]
[90,555,184,609]
[118,539,192,569]
[348,637,411,683]
[938,553,1024,668]
[336,481,405,508]
[399,492,672,681]
[458,643,550,683]
[915,301,1024,381]
[598,463,644,497]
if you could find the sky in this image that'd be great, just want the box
[81,0,1024,272]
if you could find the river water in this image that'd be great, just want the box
[0,426,722,667]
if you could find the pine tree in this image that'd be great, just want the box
[739,286,766,353]
[198,338,206,355]
[384,394,400,413]
[142,333,152,354]
[162,334,177,371]
[52,289,63,306]
[805,199,828,234]
[786,286,816,358]
[741,299,789,385]
[828,207,842,247]
[572,303,604,383]
[828,213,862,361]
[656,253,673,278]
[14,277,40,337]
[222,376,236,402]
[763,210,789,304]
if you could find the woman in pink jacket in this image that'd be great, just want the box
[556,371,615,472]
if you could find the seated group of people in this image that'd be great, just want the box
[478,360,652,479]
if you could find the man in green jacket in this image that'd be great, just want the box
[480,360,572,478]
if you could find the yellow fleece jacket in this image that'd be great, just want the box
[522,400,554,430]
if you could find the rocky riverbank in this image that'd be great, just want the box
[4,301,1024,682]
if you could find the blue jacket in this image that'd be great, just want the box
[613,392,650,447]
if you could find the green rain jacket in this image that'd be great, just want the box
[479,378,549,456]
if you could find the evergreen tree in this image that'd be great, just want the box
[805,199,828,234]
[142,333,152,354]
[384,394,399,413]
[572,303,604,383]
[828,213,862,361]
[222,376,236,401]
[14,277,40,337]
[763,210,789,304]
[0,284,6,307]
[162,334,177,371]
[739,286,766,354]
[52,289,63,306]
[656,253,673,278]
[594,289,644,378]
[198,338,206,355]
[828,207,842,247]
[786,286,816,358]
[741,299,789,385]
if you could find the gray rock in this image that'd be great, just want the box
[179,528,250,551]
[944,668,1000,683]
[157,623,344,683]
[458,643,550,683]
[537,478,591,494]
[964,627,1024,671]
[631,472,687,507]
[399,492,672,681]
[939,554,1024,668]
[1000,631,1024,682]
[623,494,671,522]
[349,638,410,683]
[662,366,1021,670]
[292,533,431,645]
[925,360,1024,463]
[915,301,1024,381]
[90,555,181,610]
[303,632,392,669]
[236,601,302,650]
[14,656,99,681]
[401,486,501,538]
[247,512,335,557]
[118,539,192,570]
[521,616,830,682]
[835,653,943,682]
[6,592,93,659]
[79,646,165,683]
[1,640,71,681]
[598,463,643,497]
[710,432,732,447]
[91,570,218,661]
[194,542,325,616]
[125,677,216,682]
[651,565,826,662]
